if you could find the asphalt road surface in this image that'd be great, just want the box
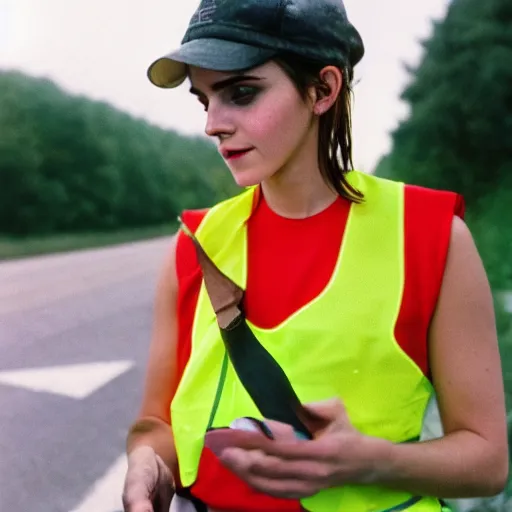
[0,238,172,512]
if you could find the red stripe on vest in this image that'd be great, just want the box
[396,185,465,377]
[175,209,208,389]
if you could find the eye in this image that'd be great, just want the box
[230,85,260,106]
[196,98,208,112]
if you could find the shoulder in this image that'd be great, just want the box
[428,214,483,311]
[349,172,466,219]
[451,214,471,239]
[446,215,481,271]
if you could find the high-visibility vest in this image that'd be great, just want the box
[172,171,458,511]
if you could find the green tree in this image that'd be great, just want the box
[375,0,512,290]
[0,71,238,235]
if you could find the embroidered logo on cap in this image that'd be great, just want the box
[190,0,217,27]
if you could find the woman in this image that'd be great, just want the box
[122,1,508,511]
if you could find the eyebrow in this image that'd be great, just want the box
[189,75,263,96]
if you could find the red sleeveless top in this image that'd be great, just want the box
[244,193,350,329]
[173,183,465,510]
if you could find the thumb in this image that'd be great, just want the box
[303,398,348,421]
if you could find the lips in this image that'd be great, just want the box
[221,147,253,160]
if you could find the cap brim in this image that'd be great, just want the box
[147,38,276,89]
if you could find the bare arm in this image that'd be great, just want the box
[126,234,180,475]
[376,216,508,497]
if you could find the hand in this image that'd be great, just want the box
[122,445,174,512]
[218,399,391,499]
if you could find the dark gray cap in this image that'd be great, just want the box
[148,0,365,89]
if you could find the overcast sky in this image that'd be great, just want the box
[0,0,449,171]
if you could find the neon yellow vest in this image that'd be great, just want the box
[172,171,441,511]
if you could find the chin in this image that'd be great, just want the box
[231,171,265,189]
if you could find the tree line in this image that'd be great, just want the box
[0,70,237,236]
[375,0,512,293]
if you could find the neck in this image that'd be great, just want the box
[260,126,338,219]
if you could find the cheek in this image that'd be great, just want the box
[245,96,310,156]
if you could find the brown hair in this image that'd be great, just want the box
[273,55,364,203]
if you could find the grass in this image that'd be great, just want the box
[0,224,177,261]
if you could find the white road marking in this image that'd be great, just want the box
[69,453,127,512]
[0,360,134,399]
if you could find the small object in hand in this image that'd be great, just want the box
[230,417,274,438]
[204,417,275,456]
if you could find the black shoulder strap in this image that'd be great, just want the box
[180,220,326,438]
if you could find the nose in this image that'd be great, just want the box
[204,102,235,139]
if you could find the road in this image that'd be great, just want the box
[0,238,172,512]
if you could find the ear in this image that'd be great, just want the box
[312,66,343,116]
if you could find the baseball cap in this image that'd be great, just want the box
[147,0,365,89]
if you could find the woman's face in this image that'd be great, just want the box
[188,60,316,188]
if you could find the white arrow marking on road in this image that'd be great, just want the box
[0,360,134,399]
[70,453,127,512]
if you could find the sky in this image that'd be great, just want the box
[0,0,449,172]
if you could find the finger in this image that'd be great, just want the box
[218,435,337,463]
[251,455,333,482]
[123,468,158,511]
[220,447,263,474]
[219,448,318,499]
[257,437,337,461]
[123,483,155,509]
[205,428,275,455]
[155,477,174,512]
[304,400,352,437]
[123,497,154,512]
[263,420,297,441]
[153,492,171,512]
[221,446,333,482]
[303,398,347,421]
